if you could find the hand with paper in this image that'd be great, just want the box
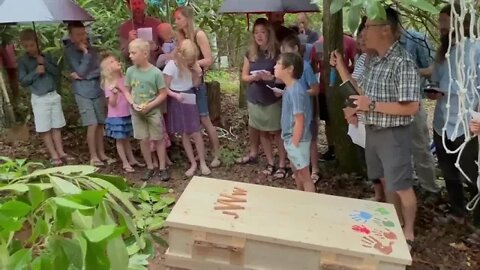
[469,110,480,134]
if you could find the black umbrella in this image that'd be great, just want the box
[219,0,319,14]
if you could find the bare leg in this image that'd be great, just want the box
[182,133,197,177]
[87,125,100,162]
[42,131,60,160]
[156,140,167,170]
[237,126,260,163]
[373,182,386,202]
[201,116,221,167]
[140,139,153,169]
[260,131,274,166]
[52,128,67,157]
[310,137,319,175]
[293,170,303,190]
[382,178,405,226]
[275,132,286,168]
[397,188,417,241]
[96,124,109,160]
[298,166,315,192]
[124,140,141,165]
[116,139,132,170]
[192,131,210,175]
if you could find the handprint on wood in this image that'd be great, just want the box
[361,236,394,255]
[373,217,395,228]
[350,211,373,223]
[352,224,371,235]
[372,228,397,240]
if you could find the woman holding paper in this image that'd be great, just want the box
[175,6,222,168]
[239,18,287,179]
[164,39,211,177]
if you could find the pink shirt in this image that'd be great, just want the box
[105,77,131,118]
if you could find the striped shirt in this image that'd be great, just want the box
[358,42,420,128]
[352,53,366,81]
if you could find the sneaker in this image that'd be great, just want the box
[158,169,170,182]
[141,169,155,181]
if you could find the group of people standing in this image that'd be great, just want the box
[16,0,223,181]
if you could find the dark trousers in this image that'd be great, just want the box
[433,132,480,226]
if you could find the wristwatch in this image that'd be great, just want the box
[368,100,376,112]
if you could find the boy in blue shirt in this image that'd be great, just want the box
[274,52,314,192]
[64,22,114,166]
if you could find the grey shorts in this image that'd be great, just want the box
[74,94,106,126]
[365,125,414,192]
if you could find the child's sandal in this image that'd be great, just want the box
[50,158,63,167]
[60,154,75,162]
[102,158,117,165]
[90,159,105,167]
[123,166,135,173]
[262,164,275,176]
[273,167,287,179]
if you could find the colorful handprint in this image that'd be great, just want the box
[361,236,394,255]
[373,217,395,228]
[375,207,390,216]
[352,224,371,235]
[350,211,373,223]
[372,228,397,240]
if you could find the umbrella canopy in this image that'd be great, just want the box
[0,0,94,24]
[219,0,319,14]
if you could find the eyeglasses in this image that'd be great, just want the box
[364,23,388,30]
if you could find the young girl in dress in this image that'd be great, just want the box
[164,39,211,177]
[100,53,143,172]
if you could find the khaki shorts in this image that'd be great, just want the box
[131,108,164,140]
[31,92,66,133]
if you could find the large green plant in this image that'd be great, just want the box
[0,158,173,270]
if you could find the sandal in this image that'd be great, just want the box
[123,166,135,173]
[60,154,75,162]
[235,155,258,164]
[50,158,63,166]
[102,158,117,165]
[200,165,211,176]
[90,159,105,167]
[131,162,146,168]
[262,164,275,176]
[158,169,170,182]
[142,169,155,181]
[273,167,287,179]
[210,158,221,168]
[311,171,320,184]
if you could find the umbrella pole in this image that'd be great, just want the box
[32,22,41,54]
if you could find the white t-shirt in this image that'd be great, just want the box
[163,60,193,91]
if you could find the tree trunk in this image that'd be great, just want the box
[206,81,222,126]
[323,0,363,174]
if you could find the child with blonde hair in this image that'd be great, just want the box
[125,38,169,181]
[100,53,144,172]
[164,39,210,176]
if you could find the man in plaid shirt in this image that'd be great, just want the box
[331,7,419,250]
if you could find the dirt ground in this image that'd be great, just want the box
[1,95,479,270]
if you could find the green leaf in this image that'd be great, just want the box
[50,176,82,195]
[0,184,28,193]
[142,186,169,194]
[53,204,73,230]
[83,225,123,243]
[330,0,345,14]
[403,0,438,13]
[147,216,165,231]
[88,173,129,191]
[29,218,48,243]
[52,198,92,210]
[348,5,362,34]
[107,236,129,270]
[128,254,149,270]
[28,185,44,210]
[85,240,110,270]
[0,201,31,217]
[29,165,98,177]
[68,190,107,206]
[161,196,175,206]
[7,248,32,270]
[366,0,386,21]
[0,213,22,231]
[71,211,93,230]
[60,238,84,269]
[150,233,168,248]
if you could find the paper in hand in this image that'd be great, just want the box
[181,93,196,105]
[137,27,153,41]
[347,122,366,148]
[470,109,480,121]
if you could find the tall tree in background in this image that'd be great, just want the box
[322,0,362,173]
